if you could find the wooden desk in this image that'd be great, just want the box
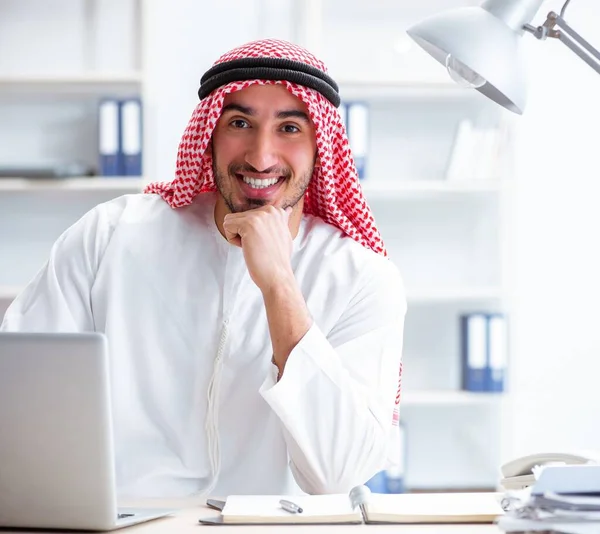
[1,495,506,533]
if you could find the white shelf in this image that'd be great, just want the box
[0,178,499,195]
[0,177,146,192]
[339,81,482,101]
[406,287,504,303]
[0,286,20,301]
[402,390,503,406]
[0,286,504,304]
[0,72,142,83]
[362,180,503,199]
[0,73,142,96]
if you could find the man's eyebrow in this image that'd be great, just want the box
[277,110,310,122]
[220,104,310,123]
[221,103,254,115]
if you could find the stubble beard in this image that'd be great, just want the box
[213,162,313,213]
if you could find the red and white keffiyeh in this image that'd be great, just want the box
[144,38,387,257]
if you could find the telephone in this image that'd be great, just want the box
[500,452,600,490]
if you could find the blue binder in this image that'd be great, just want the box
[366,423,407,494]
[384,422,407,494]
[346,101,369,180]
[461,313,488,392]
[120,98,143,176]
[98,99,121,176]
[486,313,507,392]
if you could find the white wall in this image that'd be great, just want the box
[139,0,600,470]
[506,0,600,458]
[141,0,296,184]
[6,0,598,477]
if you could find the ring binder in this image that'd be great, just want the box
[349,484,371,519]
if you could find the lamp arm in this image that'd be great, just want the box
[554,15,600,74]
[523,11,600,75]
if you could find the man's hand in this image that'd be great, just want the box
[222,205,294,293]
[223,204,312,375]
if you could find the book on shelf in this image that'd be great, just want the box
[98,97,143,177]
[366,422,407,494]
[345,101,369,180]
[121,97,142,176]
[98,99,121,176]
[487,313,507,392]
[199,485,504,525]
[461,312,508,393]
[445,118,504,182]
[461,313,488,392]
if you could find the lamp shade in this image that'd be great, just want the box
[407,6,527,114]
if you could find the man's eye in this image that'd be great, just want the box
[282,124,300,133]
[231,119,250,128]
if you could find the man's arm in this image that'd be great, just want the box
[259,269,405,495]
[262,273,312,379]
[223,205,406,494]
[222,205,312,376]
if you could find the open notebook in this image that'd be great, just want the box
[199,485,505,525]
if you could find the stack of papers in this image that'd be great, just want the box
[498,465,600,534]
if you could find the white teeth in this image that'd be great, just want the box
[241,176,279,189]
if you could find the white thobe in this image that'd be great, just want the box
[1,192,406,498]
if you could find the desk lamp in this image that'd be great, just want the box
[406,0,600,114]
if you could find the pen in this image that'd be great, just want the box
[279,499,303,514]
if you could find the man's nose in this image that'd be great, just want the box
[245,129,279,172]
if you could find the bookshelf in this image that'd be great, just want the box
[407,287,504,303]
[362,180,503,197]
[0,286,20,301]
[1,0,514,493]
[0,73,142,98]
[0,178,145,193]
[0,73,143,83]
[0,0,146,307]
[305,0,514,491]
[402,390,503,406]
[339,81,483,101]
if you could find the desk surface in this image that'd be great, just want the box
[1,495,506,533]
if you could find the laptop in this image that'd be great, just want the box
[0,332,174,530]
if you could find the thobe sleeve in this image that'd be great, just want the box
[259,257,407,495]
[1,201,118,332]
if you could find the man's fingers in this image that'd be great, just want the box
[223,205,290,247]
[227,235,242,247]
[223,217,243,247]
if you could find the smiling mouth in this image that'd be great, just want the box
[235,174,285,189]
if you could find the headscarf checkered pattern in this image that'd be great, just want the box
[144,38,387,257]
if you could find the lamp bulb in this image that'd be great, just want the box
[445,54,486,88]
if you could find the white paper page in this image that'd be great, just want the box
[367,492,504,519]
[223,493,358,520]
[499,515,600,534]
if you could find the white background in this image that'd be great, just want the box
[1,0,600,490]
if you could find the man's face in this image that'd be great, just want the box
[211,84,317,213]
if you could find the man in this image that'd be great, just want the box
[1,39,406,498]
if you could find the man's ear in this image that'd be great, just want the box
[314,155,321,169]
